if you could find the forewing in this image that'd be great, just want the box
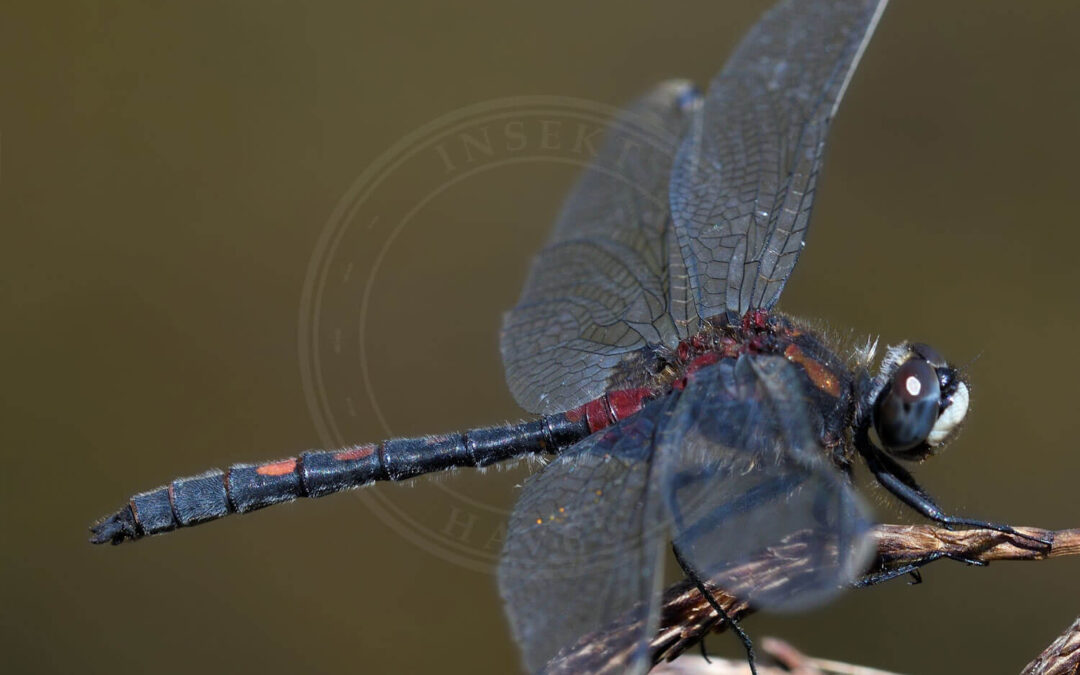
[669,0,888,316]
[662,355,874,611]
[499,397,675,673]
[501,80,702,414]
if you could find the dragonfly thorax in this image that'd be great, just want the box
[661,311,859,463]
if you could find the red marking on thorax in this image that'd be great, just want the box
[684,352,720,377]
[334,445,375,461]
[573,311,829,432]
[742,308,770,331]
[673,352,723,391]
[718,336,739,358]
[256,459,297,476]
[677,342,691,361]
[784,344,841,397]
[748,335,772,353]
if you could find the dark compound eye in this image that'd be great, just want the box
[873,358,941,455]
[911,342,946,369]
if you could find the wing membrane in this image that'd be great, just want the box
[498,397,675,673]
[500,355,874,671]
[501,81,701,414]
[669,0,888,316]
[661,355,874,610]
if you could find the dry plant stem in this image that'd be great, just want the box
[652,637,906,674]
[1022,617,1080,675]
[542,525,1080,674]
[653,623,1080,675]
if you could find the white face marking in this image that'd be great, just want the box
[928,381,969,446]
[905,375,922,397]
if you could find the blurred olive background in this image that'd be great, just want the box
[3,2,1079,674]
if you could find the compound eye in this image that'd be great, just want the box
[874,358,941,454]
[911,342,946,369]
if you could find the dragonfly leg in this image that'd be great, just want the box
[854,553,946,588]
[672,544,758,675]
[698,638,712,664]
[860,443,1051,547]
[855,550,989,589]
[856,562,934,588]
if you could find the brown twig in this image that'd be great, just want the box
[650,621,1080,675]
[651,637,905,674]
[1022,617,1080,675]
[543,524,1080,674]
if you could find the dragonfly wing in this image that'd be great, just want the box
[498,397,676,673]
[501,81,702,414]
[500,354,873,670]
[661,354,874,611]
[669,0,888,316]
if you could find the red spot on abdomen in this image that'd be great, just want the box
[583,397,614,433]
[256,459,297,476]
[570,388,656,433]
[607,387,651,422]
[334,445,375,461]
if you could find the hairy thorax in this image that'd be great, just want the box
[580,309,859,470]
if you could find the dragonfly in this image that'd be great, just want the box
[91,0,1045,672]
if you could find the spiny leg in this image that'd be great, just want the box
[854,550,989,589]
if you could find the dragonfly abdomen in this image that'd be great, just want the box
[90,413,589,545]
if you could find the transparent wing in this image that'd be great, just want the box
[498,397,675,673]
[661,355,874,610]
[501,80,702,414]
[669,0,888,316]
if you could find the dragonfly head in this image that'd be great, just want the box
[870,342,969,461]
